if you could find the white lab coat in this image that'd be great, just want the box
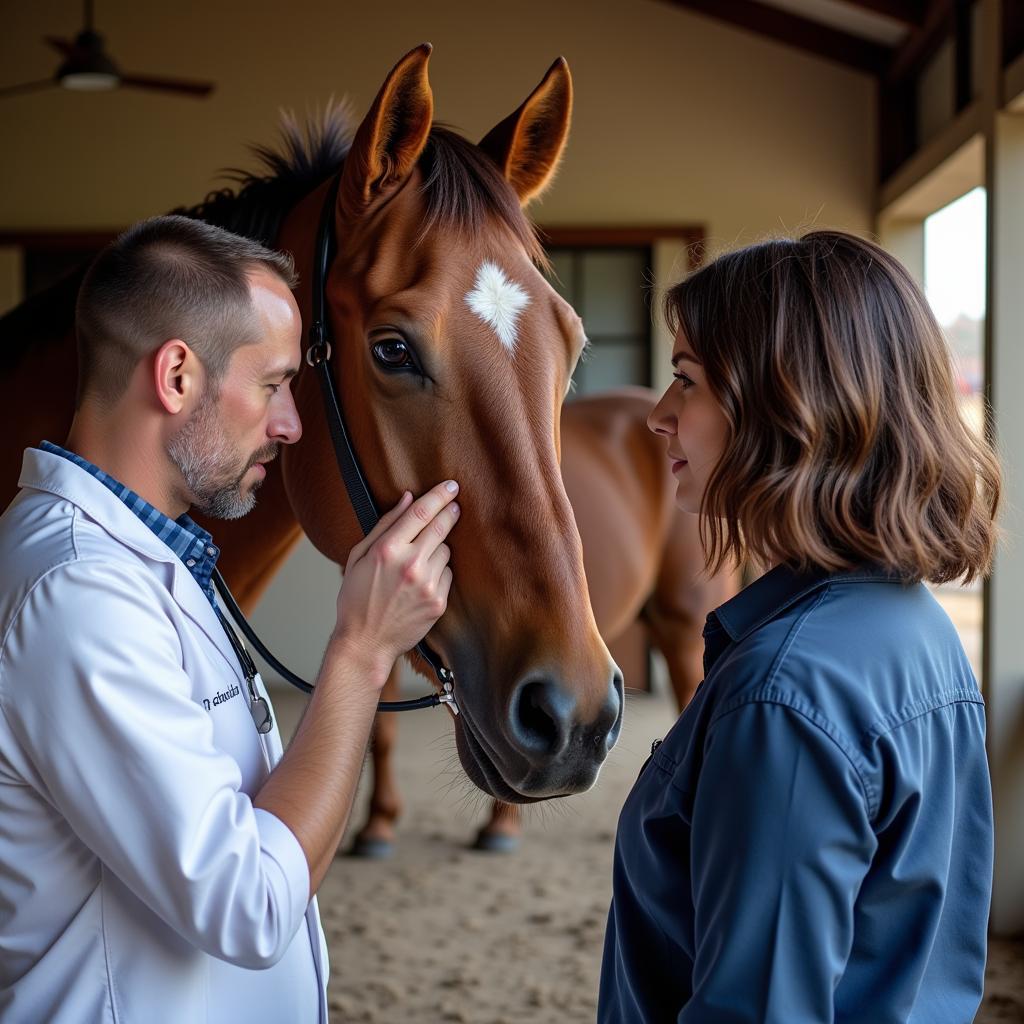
[0,448,328,1022]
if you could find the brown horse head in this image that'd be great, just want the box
[278,46,621,802]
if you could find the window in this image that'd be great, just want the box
[924,186,986,680]
[546,246,652,395]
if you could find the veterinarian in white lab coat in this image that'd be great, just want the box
[0,216,459,1022]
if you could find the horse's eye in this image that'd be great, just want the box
[372,339,415,370]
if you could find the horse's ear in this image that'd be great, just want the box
[478,57,573,207]
[338,43,434,222]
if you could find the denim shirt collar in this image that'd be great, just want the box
[708,562,908,646]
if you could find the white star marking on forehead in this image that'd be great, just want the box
[465,261,531,354]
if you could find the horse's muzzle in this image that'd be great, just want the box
[454,666,624,802]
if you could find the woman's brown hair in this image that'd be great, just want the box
[665,230,1001,585]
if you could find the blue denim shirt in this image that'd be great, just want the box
[598,565,992,1024]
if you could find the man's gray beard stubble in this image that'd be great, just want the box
[166,391,260,521]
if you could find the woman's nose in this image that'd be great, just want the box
[647,389,676,436]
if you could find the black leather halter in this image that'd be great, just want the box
[212,174,458,716]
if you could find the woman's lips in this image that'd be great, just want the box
[671,459,688,473]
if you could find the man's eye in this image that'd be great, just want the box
[267,383,282,394]
[372,339,416,371]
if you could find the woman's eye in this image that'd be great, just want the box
[673,372,695,390]
[372,339,415,371]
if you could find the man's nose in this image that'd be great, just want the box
[270,393,302,445]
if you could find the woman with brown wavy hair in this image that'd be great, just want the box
[598,231,1000,1024]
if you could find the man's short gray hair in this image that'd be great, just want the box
[75,215,298,406]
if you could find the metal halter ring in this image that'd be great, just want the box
[305,339,332,367]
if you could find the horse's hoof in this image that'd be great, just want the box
[348,836,395,859]
[472,831,520,854]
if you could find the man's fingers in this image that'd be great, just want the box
[411,501,460,561]
[347,491,413,566]
[438,566,453,602]
[426,543,452,586]
[385,480,460,547]
[428,565,453,614]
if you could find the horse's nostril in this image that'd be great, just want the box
[506,669,622,769]
[603,669,625,750]
[509,679,575,761]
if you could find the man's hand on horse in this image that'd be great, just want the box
[334,481,459,676]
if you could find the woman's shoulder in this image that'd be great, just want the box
[704,573,979,758]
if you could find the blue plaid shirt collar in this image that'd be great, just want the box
[40,441,221,608]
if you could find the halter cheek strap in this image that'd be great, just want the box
[212,172,459,717]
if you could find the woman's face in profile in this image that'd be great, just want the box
[648,330,729,515]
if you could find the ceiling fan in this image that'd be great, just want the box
[0,0,215,99]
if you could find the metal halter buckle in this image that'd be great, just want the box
[305,338,332,367]
[436,670,460,716]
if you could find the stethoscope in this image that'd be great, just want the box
[211,172,459,736]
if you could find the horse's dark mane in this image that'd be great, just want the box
[172,103,355,245]
[0,102,544,370]
[174,111,545,265]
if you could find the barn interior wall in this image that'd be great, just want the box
[0,0,873,250]
[0,0,875,685]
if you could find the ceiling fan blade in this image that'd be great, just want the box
[0,78,57,98]
[44,35,76,58]
[119,73,214,97]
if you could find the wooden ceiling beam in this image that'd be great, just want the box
[885,0,955,83]
[664,0,892,75]
[841,1,928,28]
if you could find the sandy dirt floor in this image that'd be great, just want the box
[273,680,1023,1024]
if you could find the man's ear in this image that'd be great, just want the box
[153,339,196,415]
[337,43,434,224]
[478,57,572,207]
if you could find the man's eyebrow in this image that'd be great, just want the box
[671,351,700,367]
[268,366,300,381]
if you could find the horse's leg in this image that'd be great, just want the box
[349,665,403,858]
[644,606,705,712]
[644,509,741,712]
[473,801,521,853]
